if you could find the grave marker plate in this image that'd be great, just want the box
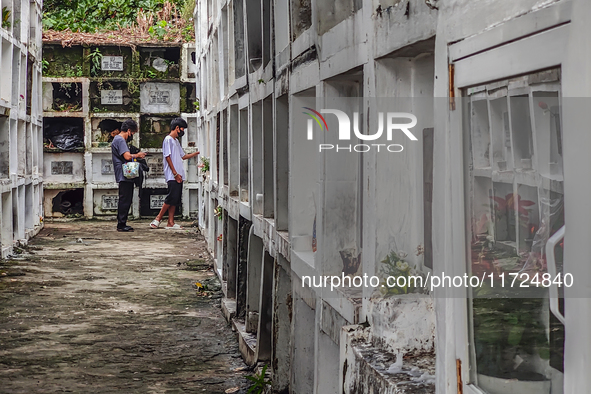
[149,90,171,105]
[101,159,114,175]
[140,83,180,113]
[147,156,164,176]
[101,90,123,105]
[51,161,73,175]
[102,195,119,210]
[150,195,166,210]
[101,56,124,71]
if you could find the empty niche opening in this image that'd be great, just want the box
[239,107,249,201]
[245,0,262,72]
[262,0,271,67]
[140,46,181,78]
[233,0,246,79]
[0,117,8,178]
[26,58,33,115]
[182,83,198,112]
[188,51,197,78]
[52,82,83,112]
[94,118,123,146]
[52,189,84,216]
[43,117,84,152]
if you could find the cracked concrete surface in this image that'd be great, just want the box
[0,221,249,393]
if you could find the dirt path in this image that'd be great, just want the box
[0,221,249,393]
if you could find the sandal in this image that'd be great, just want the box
[150,219,160,229]
[165,223,183,230]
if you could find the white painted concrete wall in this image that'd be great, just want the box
[195,0,589,392]
[0,0,44,257]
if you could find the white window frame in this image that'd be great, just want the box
[447,2,574,393]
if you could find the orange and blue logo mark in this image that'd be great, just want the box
[303,107,328,139]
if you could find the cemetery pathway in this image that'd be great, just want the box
[0,221,249,393]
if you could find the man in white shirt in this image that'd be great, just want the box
[150,118,199,229]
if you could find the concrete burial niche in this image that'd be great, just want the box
[44,188,84,218]
[90,115,140,149]
[90,116,122,148]
[89,81,140,113]
[89,45,133,77]
[91,152,117,183]
[0,117,9,178]
[43,117,85,152]
[139,45,181,79]
[41,45,84,78]
[140,82,180,114]
[43,152,85,184]
[181,44,197,81]
[140,114,175,149]
[180,83,197,113]
[140,187,182,217]
[42,82,84,112]
[92,189,119,216]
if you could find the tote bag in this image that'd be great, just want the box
[122,159,140,179]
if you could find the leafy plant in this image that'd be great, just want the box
[42,0,196,41]
[193,100,200,111]
[144,70,158,79]
[198,156,210,172]
[42,59,50,75]
[148,19,168,39]
[87,48,103,77]
[182,25,194,41]
[2,7,11,29]
[246,364,272,394]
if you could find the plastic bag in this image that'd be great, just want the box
[52,133,84,151]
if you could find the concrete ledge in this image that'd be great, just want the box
[221,297,236,322]
[341,325,435,394]
[232,318,258,366]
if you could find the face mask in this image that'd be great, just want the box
[178,129,185,138]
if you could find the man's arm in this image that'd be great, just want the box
[115,137,145,161]
[123,151,146,161]
[182,151,199,160]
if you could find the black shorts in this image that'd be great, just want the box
[164,180,183,206]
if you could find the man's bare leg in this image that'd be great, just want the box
[155,203,171,223]
[167,205,176,227]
